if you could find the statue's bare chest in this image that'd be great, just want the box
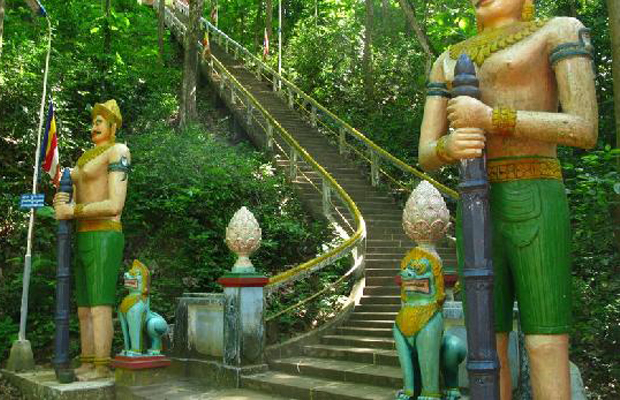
[444,32,555,105]
[78,155,109,184]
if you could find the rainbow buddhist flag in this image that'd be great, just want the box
[40,100,60,187]
[263,28,269,60]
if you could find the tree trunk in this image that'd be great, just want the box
[180,0,204,128]
[362,0,374,100]
[381,0,389,22]
[158,0,165,60]
[104,0,112,52]
[607,0,620,251]
[0,0,5,61]
[254,1,264,52]
[397,0,436,74]
[266,0,273,43]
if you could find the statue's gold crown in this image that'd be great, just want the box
[92,99,123,129]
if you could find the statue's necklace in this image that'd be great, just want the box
[77,141,115,168]
[449,19,548,66]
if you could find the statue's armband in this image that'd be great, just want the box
[549,28,595,72]
[426,82,450,98]
[108,155,131,181]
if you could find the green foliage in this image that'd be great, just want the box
[564,147,620,398]
[124,123,332,321]
[0,0,337,365]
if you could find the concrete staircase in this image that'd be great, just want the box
[205,42,459,399]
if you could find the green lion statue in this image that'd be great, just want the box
[118,260,169,357]
[394,247,466,400]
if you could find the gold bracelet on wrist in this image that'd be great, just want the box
[436,135,456,164]
[74,203,85,218]
[491,106,517,136]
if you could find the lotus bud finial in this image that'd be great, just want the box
[402,181,451,247]
[225,207,262,273]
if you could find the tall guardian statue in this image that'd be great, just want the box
[54,99,131,380]
[417,0,597,398]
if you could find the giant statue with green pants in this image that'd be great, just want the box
[418,0,598,398]
[54,99,131,381]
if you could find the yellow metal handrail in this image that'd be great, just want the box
[202,19,459,200]
[207,55,366,289]
[157,0,366,326]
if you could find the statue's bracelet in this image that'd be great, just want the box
[74,203,85,217]
[436,135,456,164]
[491,106,517,136]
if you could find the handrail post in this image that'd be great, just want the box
[225,41,229,53]
[230,86,236,105]
[289,148,297,181]
[370,149,379,187]
[287,89,294,109]
[322,178,332,219]
[352,239,366,281]
[311,106,317,128]
[220,74,226,92]
[272,74,278,92]
[339,127,346,155]
[234,46,239,60]
[257,65,263,81]
[246,103,253,126]
[266,123,274,151]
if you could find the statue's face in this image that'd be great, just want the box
[91,114,115,145]
[471,0,524,22]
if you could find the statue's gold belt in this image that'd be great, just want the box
[77,219,123,233]
[487,157,562,183]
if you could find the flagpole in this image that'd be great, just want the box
[278,0,282,89]
[19,14,52,343]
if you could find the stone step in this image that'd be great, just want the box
[366,275,399,287]
[364,260,402,269]
[269,356,402,389]
[359,295,401,305]
[354,303,400,312]
[242,370,396,400]
[119,380,293,400]
[366,268,400,277]
[338,326,394,338]
[349,311,399,320]
[364,253,407,260]
[366,246,411,254]
[368,226,413,234]
[345,318,397,328]
[321,334,396,350]
[302,344,400,367]
[363,286,401,296]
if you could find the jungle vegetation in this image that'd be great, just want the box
[0,0,618,398]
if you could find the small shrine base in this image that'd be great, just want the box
[0,368,114,400]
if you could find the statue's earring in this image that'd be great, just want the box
[522,0,535,21]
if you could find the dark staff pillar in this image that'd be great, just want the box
[452,54,500,399]
[53,168,75,383]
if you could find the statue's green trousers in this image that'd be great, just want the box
[75,230,124,307]
[457,178,572,334]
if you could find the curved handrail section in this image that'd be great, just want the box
[159,1,367,293]
[198,17,459,200]
[209,56,367,290]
